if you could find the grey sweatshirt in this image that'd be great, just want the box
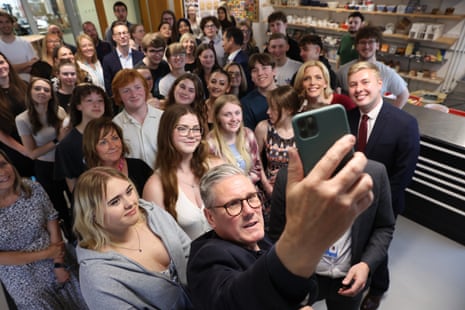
[76,200,193,309]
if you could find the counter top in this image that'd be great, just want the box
[404,104,465,148]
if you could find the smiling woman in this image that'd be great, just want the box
[206,94,263,185]
[73,166,193,309]
[15,77,72,234]
[83,117,152,196]
[75,33,105,89]
[143,104,217,239]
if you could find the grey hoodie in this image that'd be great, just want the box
[76,200,193,309]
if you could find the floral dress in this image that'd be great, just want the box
[0,180,87,309]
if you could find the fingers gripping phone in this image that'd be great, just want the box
[292,104,354,175]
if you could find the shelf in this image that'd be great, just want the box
[399,72,444,85]
[378,52,447,65]
[274,5,465,20]
[288,23,459,46]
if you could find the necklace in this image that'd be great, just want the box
[111,226,142,252]
[117,157,124,172]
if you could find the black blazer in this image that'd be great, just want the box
[232,50,252,90]
[269,160,395,274]
[102,48,144,96]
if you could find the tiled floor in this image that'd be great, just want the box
[313,216,465,310]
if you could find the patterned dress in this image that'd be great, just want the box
[264,120,295,183]
[0,180,87,310]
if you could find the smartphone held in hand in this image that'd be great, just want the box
[292,104,354,175]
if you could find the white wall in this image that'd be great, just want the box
[102,0,140,26]
[77,2,100,34]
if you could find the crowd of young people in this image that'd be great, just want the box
[0,4,418,310]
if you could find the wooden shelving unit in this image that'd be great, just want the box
[273,4,465,20]
[275,4,465,89]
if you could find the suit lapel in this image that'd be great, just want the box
[348,109,360,136]
[365,101,390,155]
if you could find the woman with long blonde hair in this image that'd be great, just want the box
[75,33,105,89]
[207,94,262,184]
[73,166,193,309]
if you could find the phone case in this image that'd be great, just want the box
[292,104,353,175]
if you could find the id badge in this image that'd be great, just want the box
[324,245,338,259]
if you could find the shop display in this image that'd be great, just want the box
[272,3,465,91]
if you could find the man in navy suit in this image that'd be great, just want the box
[102,21,144,97]
[222,26,252,89]
[346,61,420,310]
[223,27,248,70]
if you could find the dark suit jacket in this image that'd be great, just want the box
[187,231,318,310]
[269,160,395,275]
[102,48,144,96]
[232,50,253,90]
[347,101,420,215]
[232,50,249,70]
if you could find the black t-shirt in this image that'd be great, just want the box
[135,60,170,98]
[54,128,85,180]
[126,157,153,196]
[55,91,72,113]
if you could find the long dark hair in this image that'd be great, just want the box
[26,78,62,135]
[165,73,207,129]
[0,52,28,135]
[155,104,209,218]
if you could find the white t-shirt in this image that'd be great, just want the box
[15,107,66,162]
[77,60,105,89]
[0,37,37,81]
[158,73,177,98]
[275,58,302,86]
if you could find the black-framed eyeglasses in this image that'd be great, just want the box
[175,125,203,137]
[357,39,377,45]
[211,192,263,217]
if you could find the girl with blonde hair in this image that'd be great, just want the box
[207,94,262,184]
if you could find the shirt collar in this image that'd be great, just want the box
[228,49,241,62]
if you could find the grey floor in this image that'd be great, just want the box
[313,216,465,310]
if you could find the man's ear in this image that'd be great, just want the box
[204,208,216,228]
